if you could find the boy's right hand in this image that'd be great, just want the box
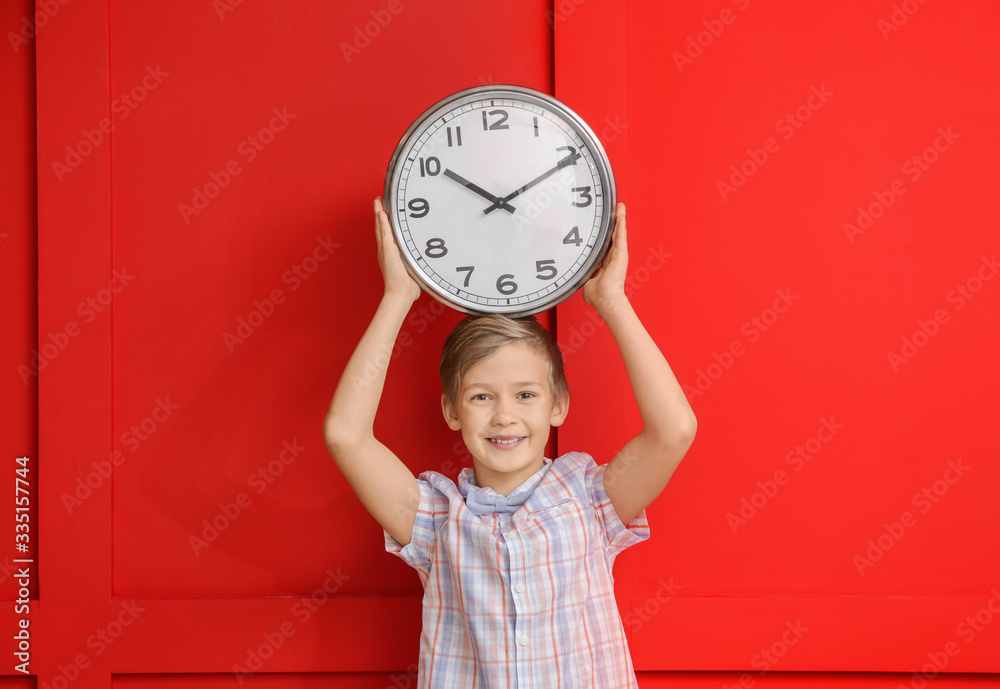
[374,197,422,303]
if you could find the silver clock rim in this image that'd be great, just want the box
[383,84,616,318]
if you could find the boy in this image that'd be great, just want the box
[324,198,696,688]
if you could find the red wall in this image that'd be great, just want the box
[4,0,998,686]
[558,0,1000,674]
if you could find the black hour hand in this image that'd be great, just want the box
[443,168,516,214]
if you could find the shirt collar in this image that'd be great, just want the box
[458,456,553,501]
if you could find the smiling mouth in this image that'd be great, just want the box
[488,437,525,445]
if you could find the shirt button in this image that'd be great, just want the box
[505,531,515,539]
[514,583,525,593]
[519,636,529,646]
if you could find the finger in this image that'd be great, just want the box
[374,197,384,238]
[374,202,393,242]
[607,205,627,260]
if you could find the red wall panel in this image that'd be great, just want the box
[27,0,552,684]
[12,0,1000,684]
[558,0,1000,675]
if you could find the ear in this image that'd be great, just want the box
[549,393,570,427]
[441,393,462,431]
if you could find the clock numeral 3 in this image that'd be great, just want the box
[408,198,430,218]
[456,265,475,287]
[535,260,557,280]
[496,274,518,295]
[572,187,593,207]
[419,157,441,177]
[424,238,448,258]
[562,226,583,247]
[482,109,510,131]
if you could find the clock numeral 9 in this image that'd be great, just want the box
[408,198,429,218]
[572,187,593,207]
[482,109,510,131]
[535,260,557,280]
[496,274,518,295]
[419,157,441,177]
[424,238,448,258]
[562,226,583,247]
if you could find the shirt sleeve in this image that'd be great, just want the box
[585,458,650,561]
[383,476,449,578]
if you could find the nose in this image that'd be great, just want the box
[491,396,516,425]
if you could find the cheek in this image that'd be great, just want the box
[526,406,553,429]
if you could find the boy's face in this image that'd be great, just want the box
[442,341,569,496]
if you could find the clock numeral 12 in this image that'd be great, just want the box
[482,109,509,131]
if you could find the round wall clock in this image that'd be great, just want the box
[384,85,616,317]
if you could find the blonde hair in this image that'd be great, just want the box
[440,315,569,407]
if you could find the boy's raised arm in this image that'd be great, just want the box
[323,198,422,545]
[584,204,698,525]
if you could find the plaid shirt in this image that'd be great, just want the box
[385,452,649,689]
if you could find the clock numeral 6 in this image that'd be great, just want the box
[425,238,448,258]
[562,226,583,247]
[456,265,474,287]
[408,198,429,218]
[535,260,557,280]
[419,157,441,177]
[571,187,593,207]
[482,109,510,131]
[496,274,518,295]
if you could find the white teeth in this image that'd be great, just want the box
[489,438,522,445]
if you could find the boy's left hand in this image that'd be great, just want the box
[583,203,628,314]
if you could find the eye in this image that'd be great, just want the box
[517,391,537,400]
[471,393,490,401]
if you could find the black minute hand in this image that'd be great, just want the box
[443,168,516,213]
[483,149,582,215]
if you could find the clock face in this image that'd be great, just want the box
[384,85,615,317]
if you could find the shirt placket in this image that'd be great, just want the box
[499,512,530,689]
